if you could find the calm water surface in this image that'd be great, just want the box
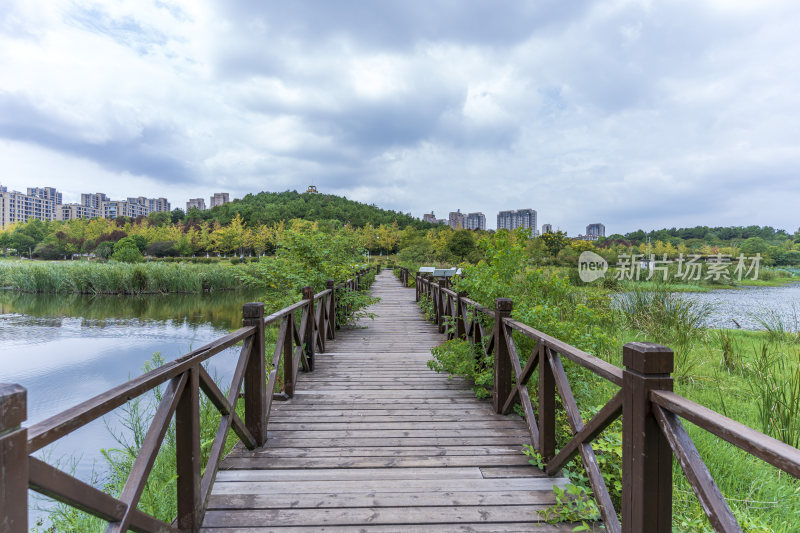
[0,289,263,521]
[684,283,800,330]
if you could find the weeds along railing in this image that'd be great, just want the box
[415,274,800,533]
[0,268,371,533]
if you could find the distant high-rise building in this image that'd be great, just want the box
[129,197,170,213]
[187,198,207,211]
[210,192,230,208]
[422,211,438,224]
[464,212,486,231]
[497,209,537,232]
[0,184,62,228]
[0,185,173,226]
[81,192,169,219]
[542,224,552,234]
[57,204,99,221]
[102,200,149,219]
[448,210,465,229]
[81,192,110,209]
[27,187,62,206]
[586,223,606,239]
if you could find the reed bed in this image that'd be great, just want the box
[0,261,250,294]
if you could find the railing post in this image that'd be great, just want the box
[176,367,201,531]
[376,264,381,275]
[326,280,336,338]
[493,298,513,414]
[283,314,295,398]
[302,286,315,372]
[242,302,267,446]
[0,383,28,533]
[622,342,674,533]
[539,346,556,461]
[415,274,420,301]
[456,291,467,340]
[436,281,445,333]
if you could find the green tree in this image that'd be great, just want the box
[147,211,171,226]
[540,231,569,257]
[447,231,475,260]
[170,208,185,224]
[740,237,768,256]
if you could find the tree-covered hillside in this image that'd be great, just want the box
[193,190,432,229]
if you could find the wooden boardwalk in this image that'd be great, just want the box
[202,271,573,532]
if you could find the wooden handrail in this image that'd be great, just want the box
[650,390,800,478]
[27,326,257,453]
[1,267,374,532]
[412,275,800,533]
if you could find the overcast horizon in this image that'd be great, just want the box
[2,1,799,235]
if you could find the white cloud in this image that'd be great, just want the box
[0,0,798,234]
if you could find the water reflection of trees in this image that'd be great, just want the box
[0,290,264,330]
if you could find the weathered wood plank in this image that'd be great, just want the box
[206,490,557,510]
[215,467,485,482]
[201,505,554,527]
[200,522,581,532]
[211,477,569,495]
[220,455,535,469]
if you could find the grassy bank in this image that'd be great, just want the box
[424,234,800,531]
[0,260,255,294]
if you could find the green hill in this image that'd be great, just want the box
[195,190,431,229]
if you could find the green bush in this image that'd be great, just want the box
[112,237,144,263]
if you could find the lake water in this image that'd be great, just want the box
[683,283,800,331]
[0,289,263,523]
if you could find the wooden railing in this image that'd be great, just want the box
[415,274,800,533]
[398,267,410,287]
[0,269,371,533]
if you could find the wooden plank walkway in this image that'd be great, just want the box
[202,271,574,532]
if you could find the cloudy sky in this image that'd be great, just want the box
[1,1,799,234]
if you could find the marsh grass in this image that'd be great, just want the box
[615,286,715,379]
[751,304,800,344]
[748,343,800,448]
[716,329,743,373]
[0,261,254,294]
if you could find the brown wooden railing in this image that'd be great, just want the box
[415,273,800,533]
[0,269,371,533]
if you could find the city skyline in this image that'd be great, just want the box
[1,2,798,236]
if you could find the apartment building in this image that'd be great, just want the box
[0,184,61,228]
[128,197,171,213]
[448,210,465,229]
[497,209,537,232]
[422,211,438,224]
[27,187,62,205]
[586,223,606,239]
[542,223,553,234]
[81,192,110,210]
[57,204,99,221]
[210,192,230,208]
[0,184,174,226]
[187,198,207,211]
[102,200,150,219]
[464,212,486,231]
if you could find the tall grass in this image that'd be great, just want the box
[0,261,254,294]
[748,343,800,448]
[615,286,715,378]
[751,304,800,344]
